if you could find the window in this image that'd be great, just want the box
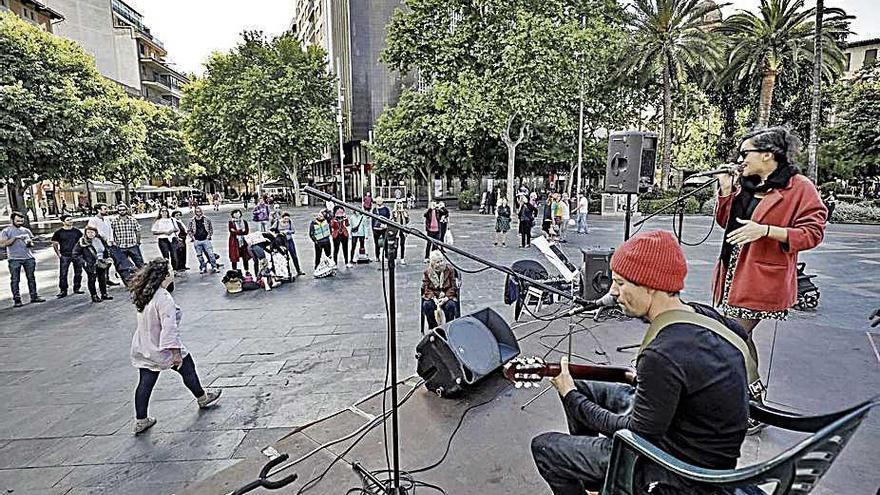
[844,52,851,71]
[865,49,878,67]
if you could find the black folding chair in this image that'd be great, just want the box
[601,398,880,495]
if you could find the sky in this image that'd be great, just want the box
[127,0,879,76]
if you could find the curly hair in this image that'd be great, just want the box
[741,126,802,167]
[129,258,171,312]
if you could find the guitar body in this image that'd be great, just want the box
[503,357,636,388]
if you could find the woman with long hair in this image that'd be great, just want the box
[227,209,251,272]
[712,126,827,403]
[129,258,220,434]
[151,207,180,272]
[72,226,113,303]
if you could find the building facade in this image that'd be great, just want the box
[0,0,63,32]
[291,0,411,200]
[844,38,880,78]
[46,0,188,106]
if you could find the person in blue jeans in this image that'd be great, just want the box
[187,207,221,274]
[1,212,45,308]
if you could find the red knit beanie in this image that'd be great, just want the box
[610,230,687,292]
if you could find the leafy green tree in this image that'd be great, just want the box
[0,11,120,220]
[370,84,468,202]
[182,31,336,205]
[719,0,849,127]
[618,0,721,190]
[819,64,880,182]
[385,0,632,205]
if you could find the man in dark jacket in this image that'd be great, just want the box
[531,231,750,495]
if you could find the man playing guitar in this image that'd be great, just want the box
[531,230,751,494]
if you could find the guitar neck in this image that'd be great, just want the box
[542,363,636,385]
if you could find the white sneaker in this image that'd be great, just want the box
[197,389,222,409]
[133,417,157,435]
[400,259,406,266]
[346,263,354,268]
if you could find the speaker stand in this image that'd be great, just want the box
[624,193,633,241]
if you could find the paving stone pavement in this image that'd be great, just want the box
[0,204,878,494]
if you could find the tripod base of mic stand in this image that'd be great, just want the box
[616,343,640,352]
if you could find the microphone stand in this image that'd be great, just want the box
[632,178,718,243]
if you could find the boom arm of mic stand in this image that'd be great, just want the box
[303,187,591,307]
[632,178,718,228]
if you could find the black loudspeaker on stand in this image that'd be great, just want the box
[416,308,520,397]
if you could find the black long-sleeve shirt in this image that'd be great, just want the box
[564,303,749,490]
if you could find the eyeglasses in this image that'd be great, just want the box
[738,148,769,160]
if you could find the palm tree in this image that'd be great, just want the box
[720,0,849,128]
[621,0,723,190]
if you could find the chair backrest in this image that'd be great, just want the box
[602,399,879,495]
[511,259,549,280]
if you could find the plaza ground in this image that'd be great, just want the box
[0,205,877,494]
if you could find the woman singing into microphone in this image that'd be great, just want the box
[713,126,827,379]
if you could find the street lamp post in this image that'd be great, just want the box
[336,57,346,203]
[576,16,586,197]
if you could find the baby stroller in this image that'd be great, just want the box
[794,262,820,310]
[263,232,295,283]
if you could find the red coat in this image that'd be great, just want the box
[712,175,827,311]
[227,219,250,263]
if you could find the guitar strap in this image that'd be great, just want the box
[639,309,762,397]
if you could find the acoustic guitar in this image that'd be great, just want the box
[503,356,637,388]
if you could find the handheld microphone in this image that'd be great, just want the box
[686,164,740,179]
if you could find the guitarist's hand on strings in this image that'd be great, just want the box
[550,356,576,398]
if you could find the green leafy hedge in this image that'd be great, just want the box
[832,202,880,224]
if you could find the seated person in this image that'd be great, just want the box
[421,250,459,329]
[531,230,750,495]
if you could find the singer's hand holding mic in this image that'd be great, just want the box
[687,164,740,196]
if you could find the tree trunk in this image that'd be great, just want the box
[285,162,301,207]
[660,60,673,191]
[807,0,824,182]
[9,176,28,227]
[124,183,131,206]
[758,69,778,127]
[418,165,433,203]
[84,179,92,211]
[505,143,517,207]
[502,114,528,207]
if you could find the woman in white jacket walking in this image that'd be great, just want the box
[129,258,220,434]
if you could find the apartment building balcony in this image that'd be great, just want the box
[111,0,165,50]
[142,74,182,97]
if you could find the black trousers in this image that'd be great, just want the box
[158,238,180,270]
[134,354,204,419]
[174,240,188,270]
[314,241,332,268]
[531,381,635,494]
[333,236,349,264]
[58,255,83,292]
[350,236,365,259]
[424,230,441,258]
[372,229,386,259]
[86,265,109,297]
